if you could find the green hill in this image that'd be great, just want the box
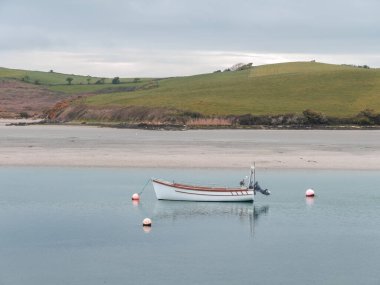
[0,67,98,85]
[1,62,380,125]
[0,67,151,87]
[79,62,380,117]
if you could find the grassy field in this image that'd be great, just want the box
[48,80,152,94]
[0,67,100,85]
[82,62,380,117]
[0,67,151,87]
[1,62,380,119]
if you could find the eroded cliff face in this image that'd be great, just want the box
[0,79,66,118]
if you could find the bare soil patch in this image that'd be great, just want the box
[0,79,67,118]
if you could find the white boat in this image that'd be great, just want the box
[152,166,270,202]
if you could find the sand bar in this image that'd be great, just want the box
[1,121,380,169]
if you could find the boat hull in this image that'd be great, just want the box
[152,179,254,202]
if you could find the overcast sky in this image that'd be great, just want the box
[0,0,379,77]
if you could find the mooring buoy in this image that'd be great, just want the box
[305,188,315,197]
[143,218,152,227]
[131,193,140,201]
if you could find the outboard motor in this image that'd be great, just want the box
[254,181,270,195]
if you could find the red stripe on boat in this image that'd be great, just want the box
[153,179,247,193]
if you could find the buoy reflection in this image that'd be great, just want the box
[306,197,315,206]
[143,226,152,233]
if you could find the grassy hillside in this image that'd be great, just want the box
[81,62,380,117]
[0,67,151,87]
[0,67,98,85]
[1,62,380,123]
[48,79,153,94]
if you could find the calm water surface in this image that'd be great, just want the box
[0,167,379,285]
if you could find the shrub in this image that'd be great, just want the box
[238,114,255,125]
[354,109,380,125]
[19,112,30,118]
[182,111,202,119]
[229,63,253,72]
[95,78,105,84]
[112,77,120,84]
[302,109,327,125]
[66,77,73,85]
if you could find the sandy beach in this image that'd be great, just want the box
[1,120,380,169]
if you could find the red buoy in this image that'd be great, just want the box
[131,193,140,201]
[143,218,152,227]
[305,188,315,197]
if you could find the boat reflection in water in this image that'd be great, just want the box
[153,201,269,236]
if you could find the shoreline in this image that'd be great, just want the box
[2,119,380,131]
[1,123,380,170]
[1,164,379,172]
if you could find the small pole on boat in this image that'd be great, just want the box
[253,163,256,196]
[248,163,255,194]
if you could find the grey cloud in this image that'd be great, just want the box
[0,0,379,74]
[1,0,379,49]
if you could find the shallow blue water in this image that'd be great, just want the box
[0,167,379,285]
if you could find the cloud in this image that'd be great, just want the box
[0,0,379,75]
[1,48,379,78]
